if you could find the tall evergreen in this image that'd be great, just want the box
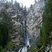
[38,0,52,51]
[0,9,13,48]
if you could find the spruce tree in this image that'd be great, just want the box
[38,0,52,51]
[0,9,13,48]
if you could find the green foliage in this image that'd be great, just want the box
[28,45,39,52]
[37,0,52,51]
[0,41,15,52]
[0,9,13,48]
[29,0,52,52]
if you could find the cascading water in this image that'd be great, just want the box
[18,46,27,52]
[26,35,31,47]
[18,35,31,52]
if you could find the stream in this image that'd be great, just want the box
[18,35,31,52]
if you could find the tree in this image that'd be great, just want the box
[0,9,13,48]
[37,0,52,52]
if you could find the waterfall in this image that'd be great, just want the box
[26,35,31,47]
[18,35,30,52]
[18,47,27,52]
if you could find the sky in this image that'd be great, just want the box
[7,0,39,8]
[16,0,35,8]
[8,0,35,8]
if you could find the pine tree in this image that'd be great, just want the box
[0,9,13,48]
[38,0,52,51]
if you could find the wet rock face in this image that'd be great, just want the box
[27,0,45,42]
